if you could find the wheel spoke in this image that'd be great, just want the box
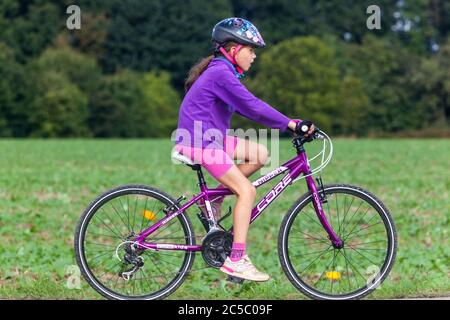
[343,206,373,240]
[347,246,382,266]
[118,196,132,233]
[298,245,333,274]
[88,250,114,263]
[147,254,171,283]
[138,196,149,234]
[133,195,138,233]
[85,241,116,248]
[93,213,124,240]
[341,248,367,286]
[330,250,337,293]
[345,229,386,242]
[313,249,336,289]
[302,209,328,231]
[338,196,345,235]
[291,247,332,258]
[88,232,122,240]
[339,196,355,236]
[344,219,382,242]
[109,201,130,234]
[289,229,330,245]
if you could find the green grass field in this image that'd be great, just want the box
[0,138,448,299]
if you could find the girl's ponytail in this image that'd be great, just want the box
[184,42,238,93]
[184,55,214,93]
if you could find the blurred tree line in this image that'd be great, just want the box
[0,0,448,137]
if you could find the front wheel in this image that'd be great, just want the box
[278,184,397,300]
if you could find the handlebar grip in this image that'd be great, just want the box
[295,120,314,135]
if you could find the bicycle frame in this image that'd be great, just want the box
[134,147,343,252]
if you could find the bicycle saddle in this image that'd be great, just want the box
[171,151,195,166]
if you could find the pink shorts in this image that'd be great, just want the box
[175,136,239,179]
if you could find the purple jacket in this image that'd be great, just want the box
[175,57,291,149]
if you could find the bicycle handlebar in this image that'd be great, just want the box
[295,120,314,135]
[293,120,323,144]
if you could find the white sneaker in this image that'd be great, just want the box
[220,255,270,282]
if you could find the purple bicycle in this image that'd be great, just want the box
[74,126,397,300]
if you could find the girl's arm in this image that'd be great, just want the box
[287,120,299,131]
[214,73,293,132]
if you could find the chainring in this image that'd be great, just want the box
[201,230,233,268]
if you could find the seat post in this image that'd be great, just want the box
[192,165,207,187]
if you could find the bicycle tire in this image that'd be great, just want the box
[74,185,196,300]
[278,184,397,300]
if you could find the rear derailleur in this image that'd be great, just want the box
[118,242,144,281]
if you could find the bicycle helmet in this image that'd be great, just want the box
[212,18,265,77]
[212,17,266,48]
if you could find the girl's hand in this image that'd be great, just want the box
[306,124,315,137]
[289,119,315,137]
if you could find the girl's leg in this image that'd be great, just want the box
[207,138,268,214]
[233,138,269,178]
[213,137,268,189]
[215,137,269,241]
[216,163,269,281]
[215,164,256,243]
[204,138,270,281]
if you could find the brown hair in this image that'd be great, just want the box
[184,42,238,93]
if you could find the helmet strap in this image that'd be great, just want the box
[219,45,244,75]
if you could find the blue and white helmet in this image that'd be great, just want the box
[212,17,266,48]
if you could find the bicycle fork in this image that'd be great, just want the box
[305,175,344,249]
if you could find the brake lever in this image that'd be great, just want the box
[314,130,325,140]
[304,128,322,141]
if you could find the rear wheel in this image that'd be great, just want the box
[74,185,196,300]
[278,184,397,300]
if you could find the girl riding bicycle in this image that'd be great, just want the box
[174,17,315,282]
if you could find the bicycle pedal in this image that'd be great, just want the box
[227,276,244,284]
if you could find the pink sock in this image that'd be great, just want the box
[230,242,246,262]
